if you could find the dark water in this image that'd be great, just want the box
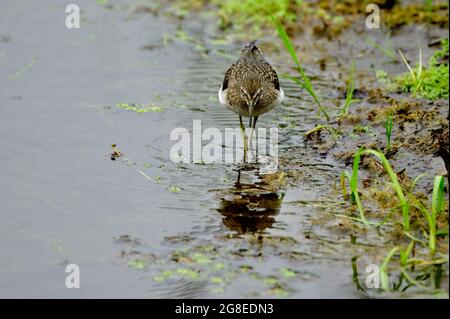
[0,0,447,298]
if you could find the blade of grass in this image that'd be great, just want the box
[385,111,393,152]
[400,240,415,266]
[339,62,357,117]
[431,176,445,220]
[272,16,329,120]
[342,168,371,226]
[410,173,427,192]
[411,202,436,255]
[398,49,416,83]
[365,36,396,60]
[350,148,410,230]
[380,246,400,290]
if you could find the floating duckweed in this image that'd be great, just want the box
[280,268,296,278]
[214,263,225,271]
[168,186,182,193]
[153,275,165,282]
[176,268,199,279]
[192,253,212,264]
[210,287,225,294]
[239,265,253,272]
[262,277,278,286]
[269,286,289,297]
[128,258,147,270]
[117,103,163,113]
[210,276,224,284]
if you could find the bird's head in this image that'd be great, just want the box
[240,40,264,60]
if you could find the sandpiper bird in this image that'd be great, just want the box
[218,40,284,155]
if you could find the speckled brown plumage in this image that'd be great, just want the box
[219,41,284,123]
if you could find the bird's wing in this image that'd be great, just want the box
[222,63,235,91]
[259,61,281,91]
[270,67,280,91]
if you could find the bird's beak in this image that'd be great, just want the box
[248,101,254,128]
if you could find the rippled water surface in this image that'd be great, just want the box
[0,0,447,298]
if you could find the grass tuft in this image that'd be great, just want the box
[342,148,410,230]
[339,62,358,118]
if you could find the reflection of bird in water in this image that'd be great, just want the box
[219,40,284,158]
[217,170,283,234]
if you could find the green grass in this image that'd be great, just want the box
[272,16,329,120]
[342,148,410,230]
[380,246,400,290]
[213,0,300,32]
[396,39,449,100]
[410,176,446,256]
[339,62,358,118]
[342,148,448,292]
[385,112,393,152]
[398,45,423,96]
[425,0,433,18]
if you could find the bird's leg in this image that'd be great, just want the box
[239,115,248,162]
[249,116,258,158]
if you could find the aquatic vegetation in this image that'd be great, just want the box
[280,268,296,278]
[128,258,148,270]
[379,246,400,291]
[410,176,446,256]
[210,276,224,284]
[153,176,162,182]
[116,103,163,113]
[342,148,448,293]
[339,63,358,118]
[376,39,449,100]
[342,148,410,229]
[385,112,393,152]
[396,39,449,100]
[273,17,329,120]
[167,186,183,193]
[398,46,424,97]
[192,253,213,264]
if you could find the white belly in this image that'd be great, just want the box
[218,85,229,106]
[218,85,284,116]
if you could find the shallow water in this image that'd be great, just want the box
[0,0,447,298]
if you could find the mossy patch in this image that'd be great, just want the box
[378,39,449,101]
